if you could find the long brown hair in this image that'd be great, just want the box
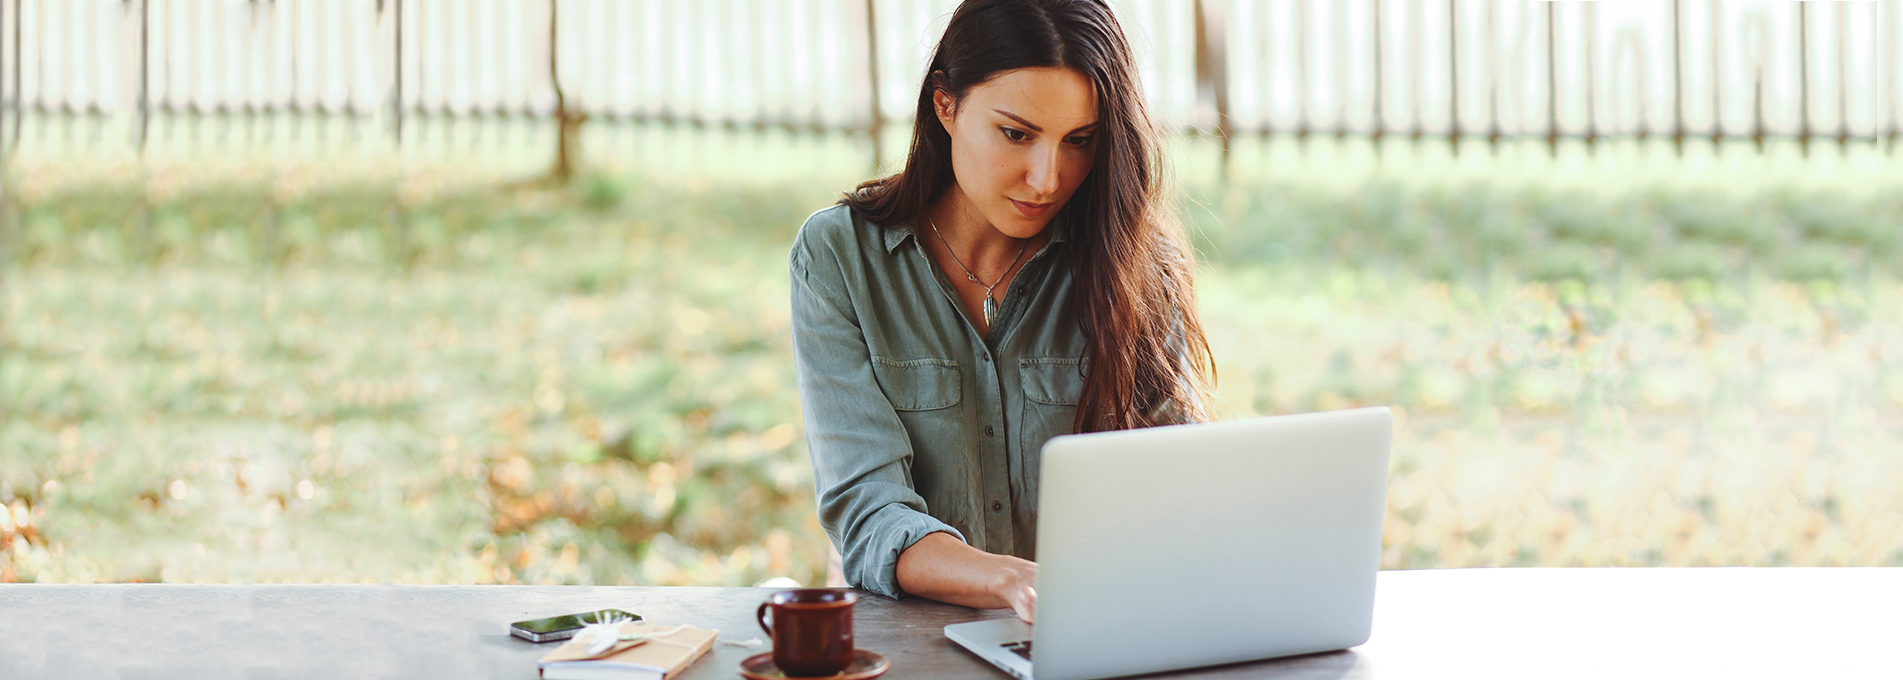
[842,0,1214,432]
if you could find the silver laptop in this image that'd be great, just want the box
[945,407,1392,680]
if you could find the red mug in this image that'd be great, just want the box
[756,588,857,676]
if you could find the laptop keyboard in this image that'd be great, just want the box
[1001,640,1032,660]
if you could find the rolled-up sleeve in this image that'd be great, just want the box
[789,222,964,599]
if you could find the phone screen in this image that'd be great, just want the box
[512,609,639,634]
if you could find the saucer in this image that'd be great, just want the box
[738,649,889,680]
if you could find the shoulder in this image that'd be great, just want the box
[790,203,888,274]
[793,203,860,248]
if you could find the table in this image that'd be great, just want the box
[3,568,1898,679]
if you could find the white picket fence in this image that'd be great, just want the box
[3,0,1900,154]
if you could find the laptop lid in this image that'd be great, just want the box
[1029,407,1392,680]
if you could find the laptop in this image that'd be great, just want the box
[944,407,1393,680]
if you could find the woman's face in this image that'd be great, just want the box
[935,67,1099,239]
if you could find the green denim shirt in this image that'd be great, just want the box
[789,203,1085,599]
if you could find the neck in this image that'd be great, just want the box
[926,188,1037,262]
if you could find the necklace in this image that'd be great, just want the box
[927,216,1031,327]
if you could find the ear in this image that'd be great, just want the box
[932,87,957,132]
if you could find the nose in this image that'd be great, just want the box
[1026,144,1060,196]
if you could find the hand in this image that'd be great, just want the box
[988,556,1038,623]
[896,532,1039,622]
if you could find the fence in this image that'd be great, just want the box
[2,0,1900,167]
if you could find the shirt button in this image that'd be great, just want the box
[984,426,995,437]
[992,501,1005,512]
[980,354,990,363]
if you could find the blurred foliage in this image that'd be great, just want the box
[1190,181,1901,569]
[3,167,827,585]
[2,165,1900,586]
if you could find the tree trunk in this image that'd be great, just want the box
[547,0,584,183]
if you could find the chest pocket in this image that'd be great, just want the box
[1020,357,1086,454]
[871,357,962,411]
[1021,357,1086,407]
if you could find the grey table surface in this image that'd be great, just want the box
[2,568,1899,679]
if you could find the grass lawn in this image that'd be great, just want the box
[2,158,1899,585]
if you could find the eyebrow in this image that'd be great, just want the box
[991,108,1099,134]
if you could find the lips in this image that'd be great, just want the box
[1010,199,1052,218]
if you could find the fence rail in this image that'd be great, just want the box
[2,0,1899,165]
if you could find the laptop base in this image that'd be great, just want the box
[946,618,1036,680]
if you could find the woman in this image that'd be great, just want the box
[788,0,1214,623]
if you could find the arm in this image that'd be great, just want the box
[897,532,1039,622]
[789,219,966,599]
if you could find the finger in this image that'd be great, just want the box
[1014,601,1034,624]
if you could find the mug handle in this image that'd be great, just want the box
[757,602,773,636]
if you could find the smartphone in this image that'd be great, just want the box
[509,609,641,643]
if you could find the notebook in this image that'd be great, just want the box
[944,407,1393,680]
[537,621,717,680]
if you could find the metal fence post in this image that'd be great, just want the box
[138,0,149,157]
[1798,1,1810,157]
[8,0,18,156]
[1371,0,1384,154]
[1672,0,1685,156]
[1332,0,1347,141]
[1,0,8,276]
[1408,0,1423,145]
[1710,0,1722,150]
[1,0,8,163]
[1834,1,1847,154]
[1584,2,1597,153]
[1546,0,1557,157]
[391,0,404,147]
[865,0,881,174]
[1891,0,1900,155]
[1485,0,1500,155]
[1447,0,1459,155]
[1292,0,1305,148]
[1750,12,1766,154]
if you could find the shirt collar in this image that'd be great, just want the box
[883,215,1070,253]
[883,221,917,253]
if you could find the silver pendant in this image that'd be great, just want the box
[982,297,998,327]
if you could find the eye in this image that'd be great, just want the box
[1000,127,1030,142]
[1065,135,1095,147]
